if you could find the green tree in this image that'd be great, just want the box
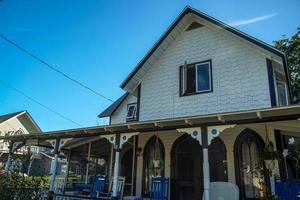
[274,27,300,102]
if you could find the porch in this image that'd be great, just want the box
[1,104,300,200]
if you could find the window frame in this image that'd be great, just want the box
[180,60,213,96]
[273,69,289,106]
[275,80,288,106]
[126,103,137,121]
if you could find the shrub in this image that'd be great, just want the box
[0,173,49,200]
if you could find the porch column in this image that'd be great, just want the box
[101,132,139,199]
[85,142,92,184]
[48,139,60,200]
[4,143,13,172]
[63,150,71,193]
[201,126,210,200]
[112,134,121,200]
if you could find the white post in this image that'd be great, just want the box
[112,148,120,198]
[63,150,71,193]
[112,134,121,199]
[48,139,60,199]
[109,144,114,179]
[203,148,210,200]
[85,142,91,184]
[49,153,59,191]
[202,126,210,200]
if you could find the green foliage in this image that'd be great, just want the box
[274,27,300,102]
[0,173,49,200]
[287,140,300,172]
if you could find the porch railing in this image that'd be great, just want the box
[53,193,111,200]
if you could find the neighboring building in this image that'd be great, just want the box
[0,111,41,167]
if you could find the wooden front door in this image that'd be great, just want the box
[171,134,203,200]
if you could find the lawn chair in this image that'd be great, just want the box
[149,177,169,200]
[99,176,126,199]
[209,182,239,200]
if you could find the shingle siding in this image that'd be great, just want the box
[111,23,281,124]
[139,25,273,121]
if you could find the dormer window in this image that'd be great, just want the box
[126,103,137,121]
[180,60,212,96]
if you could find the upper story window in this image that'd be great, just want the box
[180,60,212,96]
[126,103,137,122]
[274,70,288,106]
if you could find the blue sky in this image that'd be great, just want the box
[0,0,299,131]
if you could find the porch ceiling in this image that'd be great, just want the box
[1,104,300,148]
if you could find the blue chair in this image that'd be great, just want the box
[150,177,169,200]
[100,176,126,199]
[287,180,300,199]
[90,175,107,197]
[275,179,300,200]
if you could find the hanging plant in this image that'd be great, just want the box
[261,125,282,162]
[287,138,300,173]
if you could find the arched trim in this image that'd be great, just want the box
[171,133,200,157]
[209,137,228,182]
[234,128,267,199]
[170,133,203,200]
[142,135,165,196]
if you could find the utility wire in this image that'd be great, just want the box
[0,33,114,102]
[0,79,83,127]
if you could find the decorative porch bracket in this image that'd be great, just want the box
[176,127,202,144]
[120,132,139,149]
[5,141,25,171]
[101,132,139,199]
[207,124,236,145]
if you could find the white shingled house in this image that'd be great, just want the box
[0,111,41,167]
[2,6,300,200]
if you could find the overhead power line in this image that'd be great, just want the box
[0,79,83,127]
[0,33,114,102]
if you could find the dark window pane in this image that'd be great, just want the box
[277,82,287,106]
[197,63,210,92]
[127,105,136,118]
[186,66,196,94]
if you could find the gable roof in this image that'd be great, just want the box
[0,111,24,124]
[98,92,129,118]
[120,6,285,92]
[0,111,42,132]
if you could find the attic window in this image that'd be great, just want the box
[186,22,203,31]
[126,103,137,121]
[180,60,213,96]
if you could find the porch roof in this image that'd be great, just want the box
[1,104,300,148]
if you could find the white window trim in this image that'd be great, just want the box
[273,69,289,106]
[195,61,212,93]
[275,80,289,106]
